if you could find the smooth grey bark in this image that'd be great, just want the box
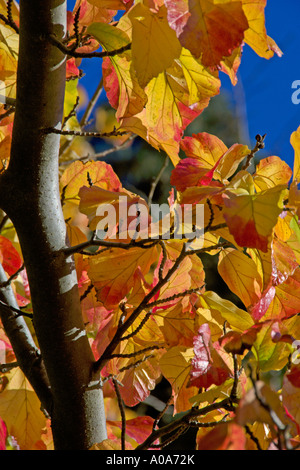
[0,1,107,449]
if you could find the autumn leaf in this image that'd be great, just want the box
[97,15,148,120]
[236,380,290,430]
[119,48,220,165]
[241,0,282,59]
[188,324,231,390]
[0,24,18,81]
[0,234,23,276]
[197,422,246,450]
[160,345,198,413]
[165,0,249,67]
[90,438,122,450]
[253,156,292,191]
[252,321,293,371]
[116,352,162,407]
[106,416,159,448]
[198,291,254,332]
[73,0,117,27]
[291,125,300,181]
[264,267,300,320]
[286,365,300,389]
[219,325,263,356]
[282,376,300,433]
[223,184,286,252]
[0,368,47,450]
[218,248,262,309]
[87,0,132,10]
[170,133,250,191]
[0,416,6,450]
[128,2,182,88]
[87,245,159,308]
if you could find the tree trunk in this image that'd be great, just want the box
[0,0,107,450]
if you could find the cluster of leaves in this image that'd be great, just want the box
[0,0,300,451]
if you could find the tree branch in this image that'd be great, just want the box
[48,32,131,59]
[0,262,52,415]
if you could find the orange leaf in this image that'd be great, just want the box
[218,248,262,308]
[223,185,286,252]
[165,0,248,67]
[87,245,159,308]
[197,422,246,450]
[253,156,292,191]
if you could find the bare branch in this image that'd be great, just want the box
[112,377,126,451]
[44,126,129,139]
[148,154,169,206]
[242,133,266,171]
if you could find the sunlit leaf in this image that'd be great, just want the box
[218,248,262,308]
[188,324,231,389]
[223,184,286,252]
[0,368,47,450]
[160,345,198,413]
[197,422,246,450]
[165,0,248,67]
[128,2,182,88]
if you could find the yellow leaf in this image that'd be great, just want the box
[253,156,292,191]
[87,245,159,308]
[218,248,262,308]
[121,48,220,165]
[198,291,254,332]
[241,0,282,59]
[159,345,198,413]
[223,184,287,252]
[291,126,300,181]
[128,3,182,88]
[0,368,47,450]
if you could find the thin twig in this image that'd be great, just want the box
[112,377,126,451]
[148,155,169,206]
[109,345,162,360]
[63,235,159,257]
[242,134,266,171]
[152,394,173,431]
[48,33,131,59]
[0,263,25,288]
[0,361,19,373]
[147,287,203,308]
[0,1,19,34]
[0,299,33,319]
[59,77,104,158]
[62,95,80,129]
[45,127,129,139]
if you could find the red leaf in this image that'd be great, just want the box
[0,416,7,450]
[189,324,231,389]
[287,365,300,389]
[0,235,22,276]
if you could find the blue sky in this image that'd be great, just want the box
[67,0,300,169]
